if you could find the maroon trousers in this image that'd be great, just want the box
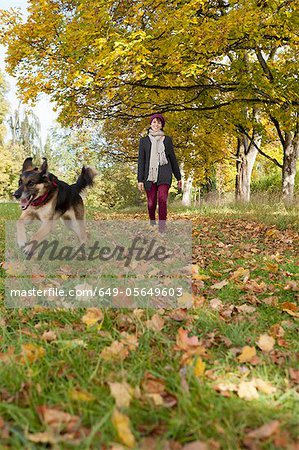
[145,183,170,231]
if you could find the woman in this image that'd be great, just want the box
[137,113,182,232]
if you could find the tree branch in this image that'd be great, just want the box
[255,47,274,81]
[269,115,285,147]
[237,125,283,168]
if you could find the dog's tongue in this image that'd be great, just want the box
[21,197,31,209]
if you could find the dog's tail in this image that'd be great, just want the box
[74,167,98,194]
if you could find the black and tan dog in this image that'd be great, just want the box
[14,157,97,252]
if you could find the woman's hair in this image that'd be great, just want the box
[148,117,164,132]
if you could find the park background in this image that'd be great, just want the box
[0,1,298,449]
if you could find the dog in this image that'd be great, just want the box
[14,157,97,253]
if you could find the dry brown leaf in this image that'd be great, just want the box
[237,346,256,363]
[81,308,104,327]
[269,324,285,338]
[37,406,81,432]
[175,328,199,351]
[254,378,276,395]
[237,381,259,400]
[26,431,58,444]
[20,343,46,364]
[177,292,194,309]
[236,304,256,314]
[109,382,134,408]
[256,334,275,353]
[279,302,299,317]
[100,341,129,362]
[182,441,209,450]
[289,368,299,384]
[69,389,95,402]
[193,357,206,377]
[230,267,250,281]
[247,420,280,439]
[119,332,139,351]
[145,313,165,332]
[209,298,223,310]
[111,408,135,448]
[42,331,57,342]
[211,280,228,290]
[265,263,279,273]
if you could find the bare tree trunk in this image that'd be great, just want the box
[282,132,299,205]
[235,132,261,202]
[182,176,193,206]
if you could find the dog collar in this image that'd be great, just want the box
[31,180,58,207]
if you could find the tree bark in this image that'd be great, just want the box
[235,132,261,202]
[282,131,299,205]
[182,176,193,206]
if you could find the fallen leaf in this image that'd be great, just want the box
[237,381,259,400]
[26,431,57,444]
[142,373,165,394]
[211,280,228,290]
[279,302,299,318]
[193,357,206,377]
[236,304,256,314]
[177,292,194,309]
[111,408,135,448]
[193,274,210,281]
[175,328,199,351]
[209,298,223,310]
[237,346,256,363]
[230,267,250,281]
[81,308,104,327]
[69,389,95,402]
[145,313,165,332]
[289,368,299,384]
[168,309,187,321]
[264,263,279,273]
[37,406,81,433]
[42,331,57,342]
[100,341,129,362]
[247,420,280,439]
[109,382,134,408]
[182,441,208,450]
[119,332,139,351]
[256,334,275,353]
[269,324,285,338]
[254,378,276,395]
[20,343,46,364]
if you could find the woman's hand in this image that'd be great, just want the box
[138,182,144,192]
[177,180,182,190]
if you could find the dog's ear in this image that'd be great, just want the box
[40,157,48,175]
[22,157,34,172]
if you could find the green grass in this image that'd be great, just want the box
[0,202,298,449]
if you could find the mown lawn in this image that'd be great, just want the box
[0,202,298,449]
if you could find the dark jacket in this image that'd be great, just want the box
[137,135,181,191]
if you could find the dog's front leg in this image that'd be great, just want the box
[16,214,33,249]
[31,220,56,244]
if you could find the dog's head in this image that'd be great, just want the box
[14,158,51,210]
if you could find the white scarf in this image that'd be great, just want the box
[147,129,168,183]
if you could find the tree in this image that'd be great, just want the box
[8,106,43,159]
[1,0,298,201]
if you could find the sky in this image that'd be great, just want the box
[0,0,58,145]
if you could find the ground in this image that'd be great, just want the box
[0,203,298,450]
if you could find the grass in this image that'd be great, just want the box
[0,202,298,449]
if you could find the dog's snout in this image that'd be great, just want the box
[14,189,22,199]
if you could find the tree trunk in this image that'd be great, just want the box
[235,132,261,202]
[282,132,299,205]
[182,176,193,206]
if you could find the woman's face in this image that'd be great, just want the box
[151,118,163,132]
